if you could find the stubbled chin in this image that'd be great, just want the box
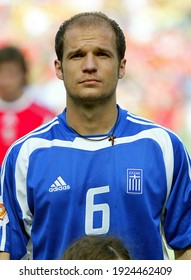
[71,92,115,106]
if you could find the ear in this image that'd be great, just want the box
[54,59,64,80]
[118,58,126,79]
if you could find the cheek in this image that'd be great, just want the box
[103,61,119,76]
[62,71,77,92]
[104,68,119,85]
[62,64,76,80]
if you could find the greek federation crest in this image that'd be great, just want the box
[127,169,143,194]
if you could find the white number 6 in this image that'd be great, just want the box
[85,186,110,235]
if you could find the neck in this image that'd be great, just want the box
[66,103,118,135]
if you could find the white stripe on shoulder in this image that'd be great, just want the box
[127,112,155,123]
[126,112,182,140]
[184,146,191,180]
[126,114,156,126]
[14,116,59,145]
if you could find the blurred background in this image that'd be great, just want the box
[0,0,191,152]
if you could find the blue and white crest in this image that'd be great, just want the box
[127,169,143,194]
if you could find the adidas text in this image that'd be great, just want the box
[49,185,70,192]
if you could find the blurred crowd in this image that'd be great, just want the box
[0,0,191,152]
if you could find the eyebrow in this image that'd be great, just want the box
[66,46,113,58]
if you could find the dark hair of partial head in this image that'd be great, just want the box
[62,235,131,260]
[55,12,126,62]
[0,46,27,73]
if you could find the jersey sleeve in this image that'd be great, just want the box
[0,152,29,259]
[0,195,9,252]
[164,135,191,250]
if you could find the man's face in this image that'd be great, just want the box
[0,61,26,101]
[55,23,126,106]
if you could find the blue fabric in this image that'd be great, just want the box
[0,106,191,259]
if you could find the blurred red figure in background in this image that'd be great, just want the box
[0,46,55,165]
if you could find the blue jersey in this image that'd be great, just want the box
[0,106,191,259]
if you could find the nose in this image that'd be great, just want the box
[82,54,97,73]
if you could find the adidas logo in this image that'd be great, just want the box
[49,176,70,192]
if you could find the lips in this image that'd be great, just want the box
[79,78,100,83]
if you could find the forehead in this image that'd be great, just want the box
[63,22,117,52]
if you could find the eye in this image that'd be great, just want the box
[70,53,83,59]
[97,51,110,58]
[97,52,107,56]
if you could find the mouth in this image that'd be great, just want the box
[79,78,100,84]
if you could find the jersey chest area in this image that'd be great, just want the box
[21,140,168,259]
[26,140,167,215]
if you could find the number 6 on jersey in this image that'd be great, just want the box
[85,186,110,235]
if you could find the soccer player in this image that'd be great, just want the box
[0,12,191,260]
[62,235,131,260]
[0,46,55,165]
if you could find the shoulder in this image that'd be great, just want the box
[120,107,186,149]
